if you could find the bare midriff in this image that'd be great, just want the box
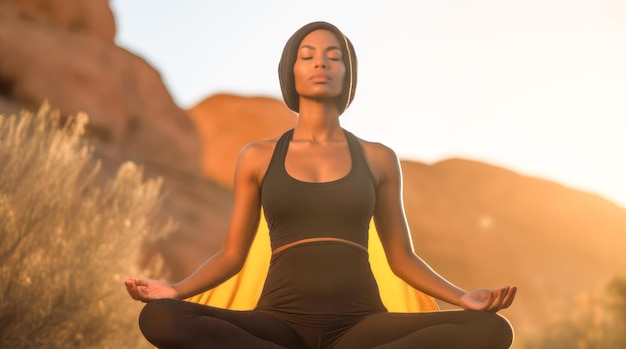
[272,237,367,255]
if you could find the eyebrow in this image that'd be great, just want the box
[299,45,342,52]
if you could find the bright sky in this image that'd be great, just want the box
[110,0,626,209]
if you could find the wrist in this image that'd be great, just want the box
[452,289,468,308]
[170,283,185,300]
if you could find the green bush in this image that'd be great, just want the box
[0,104,174,348]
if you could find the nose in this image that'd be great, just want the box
[314,56,327,68]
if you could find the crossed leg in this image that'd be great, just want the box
[138,298,305,349]
[138,299,513,349]
[333,310,514,349]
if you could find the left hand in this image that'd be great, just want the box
[460,286,517,312]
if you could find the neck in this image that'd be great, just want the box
[294,98,342,142]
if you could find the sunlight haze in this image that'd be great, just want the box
[110,0,626,208]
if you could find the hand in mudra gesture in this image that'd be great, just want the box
[124,278,178,302]
[460,286,517,312]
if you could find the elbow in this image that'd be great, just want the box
[385,254,400,275]
[232,258,247,274]
[386,250,416,279]
[220,248,248,275]
[389,262,409,280]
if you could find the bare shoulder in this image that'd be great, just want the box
[236,136,281,184]
[356,137,400,166]
[354,136,401,185]
[239,136,279,159]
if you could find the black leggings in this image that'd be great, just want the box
[139,298,514,349]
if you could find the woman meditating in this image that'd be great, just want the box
[125,21,516,349]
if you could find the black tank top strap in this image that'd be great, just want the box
[343,129,372,179]
[275,128,294,158]
[274,128,294,162]
[263,129,294,185]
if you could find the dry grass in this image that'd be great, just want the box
[0,103,174,348]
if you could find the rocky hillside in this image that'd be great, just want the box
[0,0,232,272]
[400,158,626,336]
[188,94,297,187]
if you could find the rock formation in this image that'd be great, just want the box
[188,94,297,187]
[0,0,228,275]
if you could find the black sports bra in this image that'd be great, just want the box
[260,129,376,251]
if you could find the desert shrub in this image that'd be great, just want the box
[0,104,174,348]
[524,276,626,349]
[603,277,626,347]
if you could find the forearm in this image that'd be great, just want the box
[391,253,466,307]
[170,251,243,300]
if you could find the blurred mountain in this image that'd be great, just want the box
[400,158,626,337]
[1,1,625,346]
[188,94,297,187]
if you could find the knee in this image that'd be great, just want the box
[492,313,514,348]
[139,299,182,345]
[139,298,176,331]
[473,312,514,348]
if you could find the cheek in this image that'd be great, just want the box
[336,65,346,84]
[332,64,346,92]
[292,62,307,92]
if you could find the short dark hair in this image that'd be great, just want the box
[278,21,358,114]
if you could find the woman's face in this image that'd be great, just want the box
[293,29,346,102]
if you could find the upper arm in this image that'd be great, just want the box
[366,143,416,269]
[220,141,271,266]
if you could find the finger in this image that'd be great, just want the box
[134,279,150,288]
[480,290,497,311]
[492,286,516,311]
[124,279,141,300]
[501,286,517,309]
[485,289,503,312]
[127,279,149,302]
[493,287,508,310]
[134,279,152,302]
[488,287,510,312]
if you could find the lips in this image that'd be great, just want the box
[310,73,331,82]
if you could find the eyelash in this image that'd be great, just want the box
[301,57,341,61]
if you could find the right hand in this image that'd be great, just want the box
[124,278,178,302]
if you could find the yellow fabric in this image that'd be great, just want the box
[187,214,439,312]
